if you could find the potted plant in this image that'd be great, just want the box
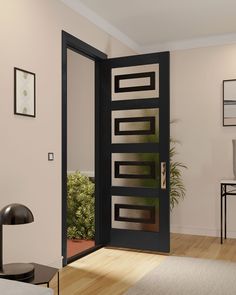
[67,172,95,240]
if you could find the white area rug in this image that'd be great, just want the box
[124,256,236,295]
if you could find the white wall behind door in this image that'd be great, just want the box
[67,49,95,177]
[170,44,236,238]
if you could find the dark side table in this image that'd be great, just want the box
[29,263,59,294]
[220,180,236,244]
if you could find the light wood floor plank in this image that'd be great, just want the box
[50,233,236,294]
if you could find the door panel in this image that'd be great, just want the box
[112,153,159,188]
[112,64,159,100]
[112,196,159,232]
[112,108,159,143]
[100,52,170,252]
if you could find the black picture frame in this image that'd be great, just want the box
[223,79,236,126]
[14,67,36,117]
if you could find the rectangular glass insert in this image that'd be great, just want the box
[119,165,151,175]
[112,64,159,100]
[112,108,159,144]
[112,153,159,188]
[119,77,152,88]
[119,208,151,219]
[119,121,151,132]
[112,196,159,232]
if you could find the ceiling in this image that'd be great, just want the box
[62,0,236,53]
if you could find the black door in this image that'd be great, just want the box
[98,52,170,252]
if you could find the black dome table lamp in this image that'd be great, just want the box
[0,203,35,281]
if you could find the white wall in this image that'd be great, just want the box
[0,0,135,268]
[1,1,236,266]
[67,49,94,176]
[170,44,236,238]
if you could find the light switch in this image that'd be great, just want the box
[48,152,54,161]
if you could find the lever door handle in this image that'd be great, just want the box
[161,162,166,189]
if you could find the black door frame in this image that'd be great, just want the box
[61,31,107,266]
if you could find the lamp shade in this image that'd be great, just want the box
[0,203,34,225]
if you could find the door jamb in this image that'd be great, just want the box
[61,31,107,266]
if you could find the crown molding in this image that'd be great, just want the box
[61,0,236,54]
[61,0,141,53]
[137,33,236,53]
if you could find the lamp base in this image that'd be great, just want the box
[0,263,34,282]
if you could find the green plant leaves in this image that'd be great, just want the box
[67,172,95,240]
[170,143,187,211]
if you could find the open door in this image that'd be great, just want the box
[62,32,169,265]
[98,52,170,252]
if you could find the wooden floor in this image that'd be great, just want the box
[171,233,236,261]
[50,233,236,295]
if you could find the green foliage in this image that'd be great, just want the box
[67,171,95,240]
[170,141,187,210]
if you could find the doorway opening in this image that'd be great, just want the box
[62,31,170,266]
[62,31,107,266]
[67,49,95,259]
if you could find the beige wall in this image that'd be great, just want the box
[2,0,236,266]
[0,0,134,267]
[170,44,236,237]
[67,49,94,175]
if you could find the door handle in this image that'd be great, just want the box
[161,162,166,189]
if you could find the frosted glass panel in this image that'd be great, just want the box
[112,153,159,188]
[112,108,159,144]
[112,196,159,232]
[112,64,159,100]
[119,77,151,88]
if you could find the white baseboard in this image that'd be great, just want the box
[171,225,236,239]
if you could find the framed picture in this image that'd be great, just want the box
[223,79,236,126]
[14,67,36,117]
